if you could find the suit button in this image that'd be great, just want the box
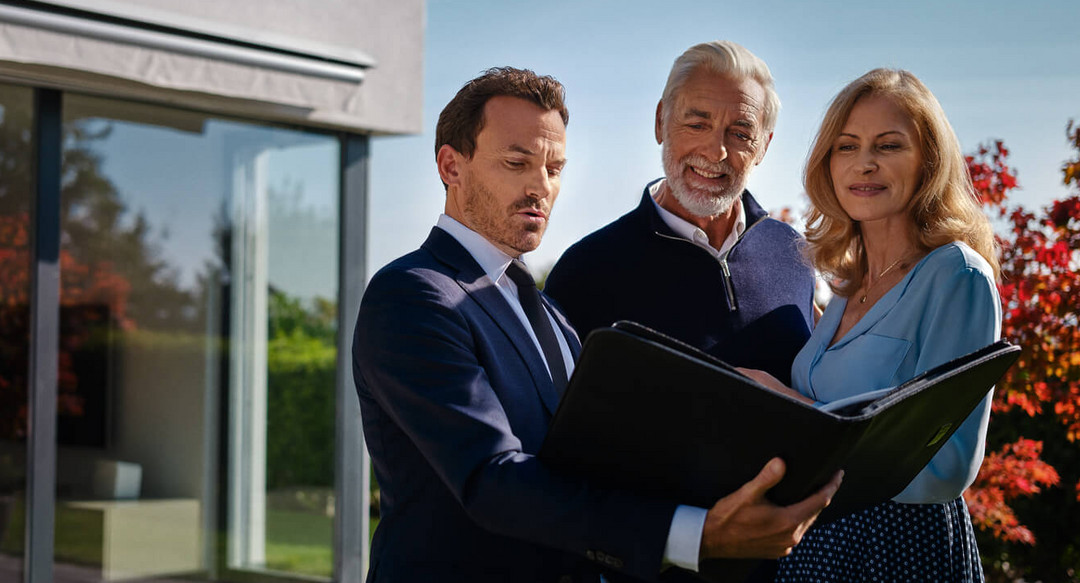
[557,576,573,583]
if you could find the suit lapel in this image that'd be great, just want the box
[422,228,562,414]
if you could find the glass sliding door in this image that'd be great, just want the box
[53,94,340,583]
[0,82,34,583]
[226,125,341,579]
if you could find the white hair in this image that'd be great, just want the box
[661,40,781,135]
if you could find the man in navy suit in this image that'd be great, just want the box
[352,67,841,582]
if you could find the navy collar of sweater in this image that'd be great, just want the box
[636,177,770,238]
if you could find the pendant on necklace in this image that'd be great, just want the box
[858,254,909,306]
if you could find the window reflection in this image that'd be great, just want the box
[54,94,340,582]
[0,82,33,583]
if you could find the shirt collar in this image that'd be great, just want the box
[648,179,746,255]
[436,214,516,282]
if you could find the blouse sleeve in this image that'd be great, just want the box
[893,258,1001,504]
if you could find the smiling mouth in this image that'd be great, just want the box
[849,184,886,194]
[690,166,725,180]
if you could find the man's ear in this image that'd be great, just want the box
[755,132,774,165]
[654,101,665,145]
[437,144,465,187]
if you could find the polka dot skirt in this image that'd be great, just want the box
[774,498,983,582]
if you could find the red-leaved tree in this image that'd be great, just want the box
[0,211,134,441]
[963,124,1080,579]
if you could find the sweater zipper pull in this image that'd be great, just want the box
[720,259,738,312]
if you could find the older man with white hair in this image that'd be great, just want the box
[547,40,815,388]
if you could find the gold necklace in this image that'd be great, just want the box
[859,255,909,304]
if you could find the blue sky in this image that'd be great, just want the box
[369,0,1080,277]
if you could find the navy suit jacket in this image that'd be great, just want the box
[353,227,677,582]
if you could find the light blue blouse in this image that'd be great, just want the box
[792,241,1001,504]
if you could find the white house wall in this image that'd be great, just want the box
[0,0,424,134]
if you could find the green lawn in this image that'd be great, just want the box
[3,499,377,580]
[265,508,333,577]
[1,500,105,565]
[263,510,379,577]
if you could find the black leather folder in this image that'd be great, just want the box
[539,321,1020,581]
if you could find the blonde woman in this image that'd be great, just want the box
[742,69,1000,581]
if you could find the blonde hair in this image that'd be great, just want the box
[803,68,999,296]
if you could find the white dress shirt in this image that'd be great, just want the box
[436,214,575,381]
[649,179,746,258]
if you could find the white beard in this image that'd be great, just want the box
[662,141,744,218]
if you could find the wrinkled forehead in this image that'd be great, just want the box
[668,71,766,123]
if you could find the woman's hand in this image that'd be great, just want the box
[736,368,816,405]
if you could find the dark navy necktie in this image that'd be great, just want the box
[506,260,568,393]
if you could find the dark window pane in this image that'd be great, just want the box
[0,82,34,583]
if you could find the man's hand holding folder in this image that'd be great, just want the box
[540,322,1018,580]
[700,458,844,559]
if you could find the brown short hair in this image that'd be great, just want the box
[435,67,568,170]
